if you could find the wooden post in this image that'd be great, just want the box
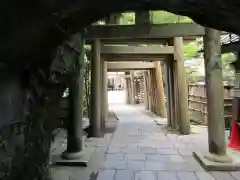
[124,75,128,104]
[164,59,176,127]
[151,69,157,113]
[143,71,149,109]
[174,37,190,135]
[89,39,101,137]
[62,34,85,159]
[149,69,156,112]
[101,60,108,131]
[147,71,153,111]
[173,60,179,129]
[204,28,227,156]
[130,71,136,104]
[57,33,94,165]
[193,28,233,166]
[155,61,167,117]
[126,77,131,104]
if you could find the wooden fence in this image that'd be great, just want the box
[188,84,234,128]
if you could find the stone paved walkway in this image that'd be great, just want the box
[97,104,240,180]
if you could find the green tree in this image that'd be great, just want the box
[150,11,193,24]
[184,42,199,58]
[221,53,236,82]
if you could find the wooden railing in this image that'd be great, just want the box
[188,84,234,128]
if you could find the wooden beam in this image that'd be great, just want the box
[105,56,166,61]
[101,45,174,55]
[107,74,130,78]
[86,37,198,45]
[105,56,165,61]
[86,23,205,39]
[107,62,154,70]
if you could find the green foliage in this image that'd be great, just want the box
[185,67,200,83]
[183,41,201,83]
[150,11,193,24]
[221,53,236,81]
[184,42,198,58]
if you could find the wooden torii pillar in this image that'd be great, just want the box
[89,39,102,137]
[125,72,131,104]
[130,71,136,104]
[56,33,93,166]
[164,58,176,128]
[155,61,167,117]
[100,58,108,131]
[166,38,189,134]
[194,28,233,170]
[204,29,228,157]
[174,37,190,134]
[143,71,149,109]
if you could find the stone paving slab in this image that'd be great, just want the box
[211,171,236,180]
[97,170,115,180]
[157,171,178,180]
[195,172,216,180]
[135,171,157,180]
[177,172,198,180]
[115,170,134,180]
[124,154,147,161]
[230,172,240,180]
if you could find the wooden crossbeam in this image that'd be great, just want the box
[108,74,130,78]
[86,37,198,45]
[107,62,155,70]
[86,23,205,39]
[101,45,174,55]
[106,57,164,61]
